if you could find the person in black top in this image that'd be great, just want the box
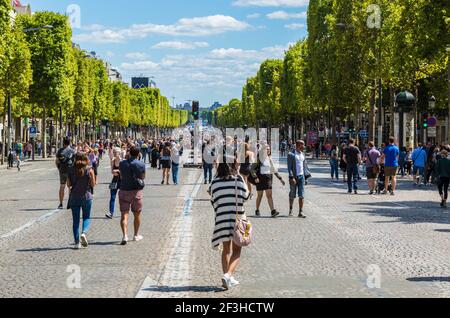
[343,138,362,194]
[202,140,216,184]
[56,138,76,209]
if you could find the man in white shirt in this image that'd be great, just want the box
[287,140,308,218]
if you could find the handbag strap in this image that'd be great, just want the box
[367,150,376,166]
[235,177,239,217]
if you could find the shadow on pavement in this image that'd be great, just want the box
[17,247,74,252]
[407,277,450,282]
[435,229,450,233]
[351,201,450,225]
[142,285,225,293]
[89,241,120,246]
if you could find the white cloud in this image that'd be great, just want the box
[118,43,292,106]
[81,24,105,31]
[125,52,149,60]
[120,60,159,71]
[152,41,210,50]
[74,29,126,43]
[73,15,249,43]
[233,0,309,7]
[106,51,115,57]
[285,23,305,29]
[266,10,306,20]
[247,13,261,19]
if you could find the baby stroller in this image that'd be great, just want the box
[376,165,392,194]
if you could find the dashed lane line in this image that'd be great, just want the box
[136,171,203,298]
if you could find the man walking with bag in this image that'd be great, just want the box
[118,146,146,245]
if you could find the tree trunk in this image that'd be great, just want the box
[1,111,6,165]
[369,82,376,144]
[42,106,47,159]
[389,85,395,139]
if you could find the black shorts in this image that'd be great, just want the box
[256,174,273,191]
[161,160,171,169]
[366,168,378,180]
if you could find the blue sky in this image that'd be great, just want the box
[24,0,309,107]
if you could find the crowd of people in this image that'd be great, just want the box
[326,138,450,206]
[55,136,185,249]
[50,133,312,290]
[8,131,444,291]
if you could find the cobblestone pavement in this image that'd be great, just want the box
[0,157,202,298]
[176,160,450,298]
[1,158,449,298]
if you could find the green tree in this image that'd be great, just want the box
[0,23,32,151]
[18,12,73,157]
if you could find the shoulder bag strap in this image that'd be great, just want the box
[367,150,375,166]
[235,177,239,217]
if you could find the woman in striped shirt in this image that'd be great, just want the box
[209,162,249,290]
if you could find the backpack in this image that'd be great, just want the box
[58,148,75,172]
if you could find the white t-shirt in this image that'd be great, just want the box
[295,150,305,176]
[260,157,271,175]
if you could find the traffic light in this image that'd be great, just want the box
[423,113,429,129]
[192,101,200,121]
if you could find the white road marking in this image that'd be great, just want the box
[0,209,62,240]
[136,171,203,298]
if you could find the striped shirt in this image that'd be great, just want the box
[209,175,249,249]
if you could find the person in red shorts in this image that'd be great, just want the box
[118,146,146,245]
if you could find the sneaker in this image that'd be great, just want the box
[354,190,358,195]
[440,200,445,208]
[58,203,64,210]
[133,235,144,242]
[381,190,388,195]
[298,211,306,218]
[222,274,231,290]
[271,210,280,218]
[348,190,352,194]
[229,276,240,287]
[105,212,113,219]
[255,210,261,217]
[390,192,395,196]
[369,190,374,195]
[74,242,82,250]
[80,233,88,248]
[121,236,128,246]
[161,180,164,185]
[289,209,293,217]
[204,180,208,184]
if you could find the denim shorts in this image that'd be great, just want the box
[413,166,425,176]
[289,175,305,199]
